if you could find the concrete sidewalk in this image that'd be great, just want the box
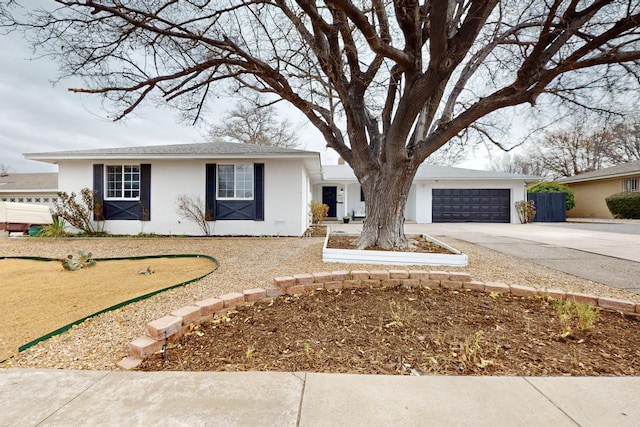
[333,221,640,262]
[1,369,639,426]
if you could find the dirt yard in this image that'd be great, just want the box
[1,235,639,371]
[0,256,216,361]
[139,285,640,376]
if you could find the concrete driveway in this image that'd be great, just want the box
[410,222,640,261]
[415,222,640,294]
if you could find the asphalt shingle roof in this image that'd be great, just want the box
[558,160,640,183]
[0,173,58,191]
[25,141,319,159]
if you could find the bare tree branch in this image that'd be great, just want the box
[4,0,640,248]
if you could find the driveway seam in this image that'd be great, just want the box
[295,372,307,427]
[34,370,111,426]
[523,377,581,427]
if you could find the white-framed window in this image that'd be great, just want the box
[217,164,254,199]
[623,177,639,193]
[106,165,140,199]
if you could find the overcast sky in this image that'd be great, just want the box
[2,20,498,174]
[1,28,338,173]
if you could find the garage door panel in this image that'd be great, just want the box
[432,189,510,223]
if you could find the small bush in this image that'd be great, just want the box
[176,194,212,236]
[55,188,105,235]
[515,200,536,223]
[554,299,600,338]
[527,181,575,210]
[310,199,329,224]
[605,192,640,219]
[36,215,67,237]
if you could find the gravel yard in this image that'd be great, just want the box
[1,235,638,370]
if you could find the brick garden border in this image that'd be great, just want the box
[117,269,640,370]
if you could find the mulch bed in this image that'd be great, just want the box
[307,225,454,254]
[138,286,640,376]
[326,234,454,253]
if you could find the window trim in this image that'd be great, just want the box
[216,163,254,200]
[104,164,141,200]
[623,177,639,193]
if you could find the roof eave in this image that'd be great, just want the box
[559,170,639,184]
[25,152,320,162]
[0,188,58,193]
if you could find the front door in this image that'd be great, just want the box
[322,186,337,218]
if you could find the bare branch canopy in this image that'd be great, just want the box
[3,0,640,247]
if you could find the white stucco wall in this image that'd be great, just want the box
[57,158,310,236]
[262,158,308,236]
[346,183,364,218]
[311,179,528,224]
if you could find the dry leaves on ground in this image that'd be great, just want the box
[139,285,640,376]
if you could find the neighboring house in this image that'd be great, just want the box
[316,162,539,224]
[0,172,58,210]
[558,160,640,218]
[23,141,539,236]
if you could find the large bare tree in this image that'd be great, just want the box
[3,1,640,248]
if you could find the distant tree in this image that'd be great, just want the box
[0,164,11,174]
[610,114,640,163]
[533,122,616,178]
[207,95,298,148]
[490,152,546,177]
[495,112,640,179]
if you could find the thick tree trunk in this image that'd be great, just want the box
[355,164,417,250]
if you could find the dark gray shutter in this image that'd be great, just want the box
[254,163,264,221]
[140,164,151,221]
[93,164,104,220]
[205,164,216,220]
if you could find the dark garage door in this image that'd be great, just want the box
[432,189,511,223]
